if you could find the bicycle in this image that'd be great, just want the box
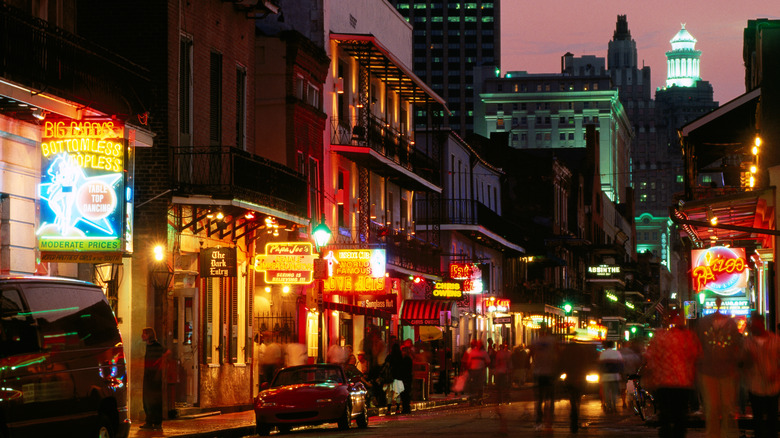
[627,370,655,421]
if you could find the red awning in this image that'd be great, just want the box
[399,299,458,326]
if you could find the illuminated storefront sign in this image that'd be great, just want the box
[200,247,237,278]
[38,120,126,260]
[323,249,386,293]
[484,297,510,312]
[432,281,463,299]
[253,242,315,284]
[691,246,748,296]
[587,264,621,278]
[702,298,751,316]
[358,294,397,313]
[449,263,477,280]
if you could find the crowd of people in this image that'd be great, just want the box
[250,302,780,438]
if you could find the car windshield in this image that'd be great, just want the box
[271,366,344,387]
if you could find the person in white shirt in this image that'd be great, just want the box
[599,340,624,413]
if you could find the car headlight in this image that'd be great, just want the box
[257,400,277,407]
[586,374,599,383]
[559,373,567,381]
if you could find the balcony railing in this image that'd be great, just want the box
[331,113,440,186]
[415,198,525,246]
[367,222,441,275]
[172,146,308,218]
[0,3,150,116]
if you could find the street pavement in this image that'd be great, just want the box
[127,385,755,438]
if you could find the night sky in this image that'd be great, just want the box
[501,0,778,104]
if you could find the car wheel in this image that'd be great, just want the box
[356,404,369,429]
[97,413,115,438]
[337,403,351,430]
[278,424,292,434]
[256,423,272,436]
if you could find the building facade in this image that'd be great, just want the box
[390,0,500,137]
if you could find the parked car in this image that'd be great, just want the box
[254,363,369,435]
[0,276,129,438]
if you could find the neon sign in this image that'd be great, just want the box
[323,249,386,293]
[253,242,315,284]
[432,282,463,299]
[450,263,477,280]
[484,296,510,312]
[691,247,748,296]
[38,120,125,256]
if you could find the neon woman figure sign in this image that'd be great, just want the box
[691,246,749,296]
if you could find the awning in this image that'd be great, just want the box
[399,299,459,326]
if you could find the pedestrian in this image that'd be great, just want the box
[743,312,780,438]
[512,344,531,388]
[387,342,405,414]
[598,340,623,413]
[487,338,497,386]
[262,341,283,383]
[400,340,415,414]
[493,342,513,404]
[644,311,701,438]
[696,297,743,438]
[530,323,559,431]
[356,350,369,375]
[465,339,491,405]
[141,327,165,431]
[436,343,452,395]
[285,342,308,367]
[559,342,599,433]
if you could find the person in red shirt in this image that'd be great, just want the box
[645,310,701,438]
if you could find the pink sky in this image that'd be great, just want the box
[500,1,779,105]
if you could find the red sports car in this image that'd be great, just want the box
[254,363,369,435]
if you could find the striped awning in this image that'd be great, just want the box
[399,299,459,326]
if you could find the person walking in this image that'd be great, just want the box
[644,311,701,438]
[743,312,780,438]
[400,340,415,414]
[493,342,513,404]
[530,323,559,431]
[387,342,405,414]
[141,327,165,431]
[599,340,623,413]
[465,339,491,405]
[559,342,599,433]
[696,297,743,438]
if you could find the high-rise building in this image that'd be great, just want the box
[390,0,500,137]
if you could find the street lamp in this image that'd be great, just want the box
[312,216,331,362]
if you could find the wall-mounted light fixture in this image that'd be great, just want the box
[335,77,344,94]
[32,108,47,120]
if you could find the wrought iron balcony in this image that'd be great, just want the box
[367,221,441,276]
[0,3,150,119]
[330,113,441,192]
[172,146,308,218]
[415,198,525,254]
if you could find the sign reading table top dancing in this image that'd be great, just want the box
[691,246,749,296]
[38,120,126,255]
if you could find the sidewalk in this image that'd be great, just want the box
[128,392,469,438]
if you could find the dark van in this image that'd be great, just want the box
[0,276,129,438]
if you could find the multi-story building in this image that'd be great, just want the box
[78,0,300,417]
[389,0,500,137]
[0,0,153,419]
[473,56,633,206]
[606,16,675,305]
[414,130,526,346]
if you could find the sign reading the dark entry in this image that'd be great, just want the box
[200,247,237,277]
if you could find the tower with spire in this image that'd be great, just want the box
[666,24,702,88]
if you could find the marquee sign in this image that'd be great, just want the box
[484,296,510,312]
[38,120,127,261]
[253,242,315,284]
[323,249,386,293]
[691,246,748,296]
[431,281,463,300]
[587,264,621,279]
